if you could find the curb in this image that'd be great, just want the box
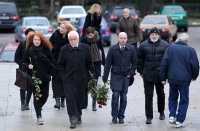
[189,22,200,27]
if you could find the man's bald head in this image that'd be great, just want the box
[118,32,127,46]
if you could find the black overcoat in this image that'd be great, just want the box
[49,29,69,64]
[14,41,26,69]
[103,43,138,91]
[57,43,94,109]
[22,45,55,82]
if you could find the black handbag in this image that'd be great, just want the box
[129,76,134,86]
[14,68,31,91]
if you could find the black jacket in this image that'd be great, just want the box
[22,44,55,82]
[81,36,105,65]
[103,43,137,91]
[14,41,26,69]
[137,38,170,82]
[49,29,69,64]
[82,12,102,37]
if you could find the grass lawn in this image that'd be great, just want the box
[188,18,200,24]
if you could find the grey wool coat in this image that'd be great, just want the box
[57,43,94,111]
[103,43,138,91]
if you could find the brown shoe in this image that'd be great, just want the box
[78,117,82,124]
[70,123,76,129]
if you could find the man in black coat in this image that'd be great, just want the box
[57,31,94,129]
[14,28,34,111]
[103,32,137,124]
[137,27,170,124]
[160,33,199,128]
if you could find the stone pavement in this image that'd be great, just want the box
[0,63,200,131]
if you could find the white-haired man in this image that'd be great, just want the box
[160,33,199,128]
[116,8,143,51]
[57,31,94,129]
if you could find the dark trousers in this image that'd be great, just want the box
[64,85,82,124]
[20,88,32,104]
[144,81,165,119]
[52,72,64,98]
[32,81,50,118]
[169,83,189,123]
[111,76,130,119]
[131,43,137,51]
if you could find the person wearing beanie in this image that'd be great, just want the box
[137,27,170,124]
[14,28,35,111]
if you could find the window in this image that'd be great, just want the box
[0,5,17,13]
[0,50,15,62]
[163,8,185,14]
[142,17,166,24]
[62,8,84,14]
[25,19,48,26]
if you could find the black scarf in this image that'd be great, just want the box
[32,44,44,52]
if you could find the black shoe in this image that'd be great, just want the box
[77,117,82,124]
[119,119,124,124]
[54,97,60,109]
[70,123,76,129]
[146,118,152,124]
[24,103,30,110]
[112,117,117,124]
[159,113,165,120]
[61,96,65,107]
[21,103,25,111]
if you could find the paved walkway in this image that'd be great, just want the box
[0,63,200,131]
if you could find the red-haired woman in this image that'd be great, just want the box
[22,32,56,125]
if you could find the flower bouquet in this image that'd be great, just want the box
[88,72,110,108]
[29,57,42,101]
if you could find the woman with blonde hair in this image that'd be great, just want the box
[23,32,56,125]
[82,3,102,37]
[49,21,76,109]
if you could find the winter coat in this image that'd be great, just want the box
[103,43,138,91]
[14,41,26,69]
[57,43,94,109]
[49,29,69,64]
[22,44,55,82]
[160,41,199,85]
[137,38,169,82]
[116,16,143,44]
[82,12,102,37]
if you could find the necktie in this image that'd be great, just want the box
[120,47,125,51]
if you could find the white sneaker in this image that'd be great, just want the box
[169,116,176,124]
[37,117,43,125]
[176,121,186,128]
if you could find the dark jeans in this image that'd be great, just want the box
[111,76,130,119]
[131,43,137,51]
[32,81,50,118]
[169,83,189,123]
[144,81,165,119]
[20,88,32,104]
[52,75,64,98]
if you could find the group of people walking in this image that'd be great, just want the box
[14,3,199,129]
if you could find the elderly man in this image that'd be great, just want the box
[57,31,94,129]
[103,32,137,124]
[116,8,143,51]
[160,33,199,128]
[137,27,169,124]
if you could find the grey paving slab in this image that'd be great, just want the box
[0,63,200,131]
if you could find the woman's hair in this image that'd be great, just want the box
[123,8,130,13]
[59,21,76,32]
[86,26,95,34]
[26,32,53,51]
[25,28,35,36]
[88,3,101,14]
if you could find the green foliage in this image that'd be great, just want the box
[30,70,42,100]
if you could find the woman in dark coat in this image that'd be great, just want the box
[82,3,102,37]
[14,28,34,111]
[81,27,105,111]
[23,32,56,125]
[49,21,76,109]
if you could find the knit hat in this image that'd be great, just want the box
[25,28,35,36]
[149,27,160,35]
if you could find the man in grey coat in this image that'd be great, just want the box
[103,32,137,124]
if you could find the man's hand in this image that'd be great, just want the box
[161,81,166,85]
